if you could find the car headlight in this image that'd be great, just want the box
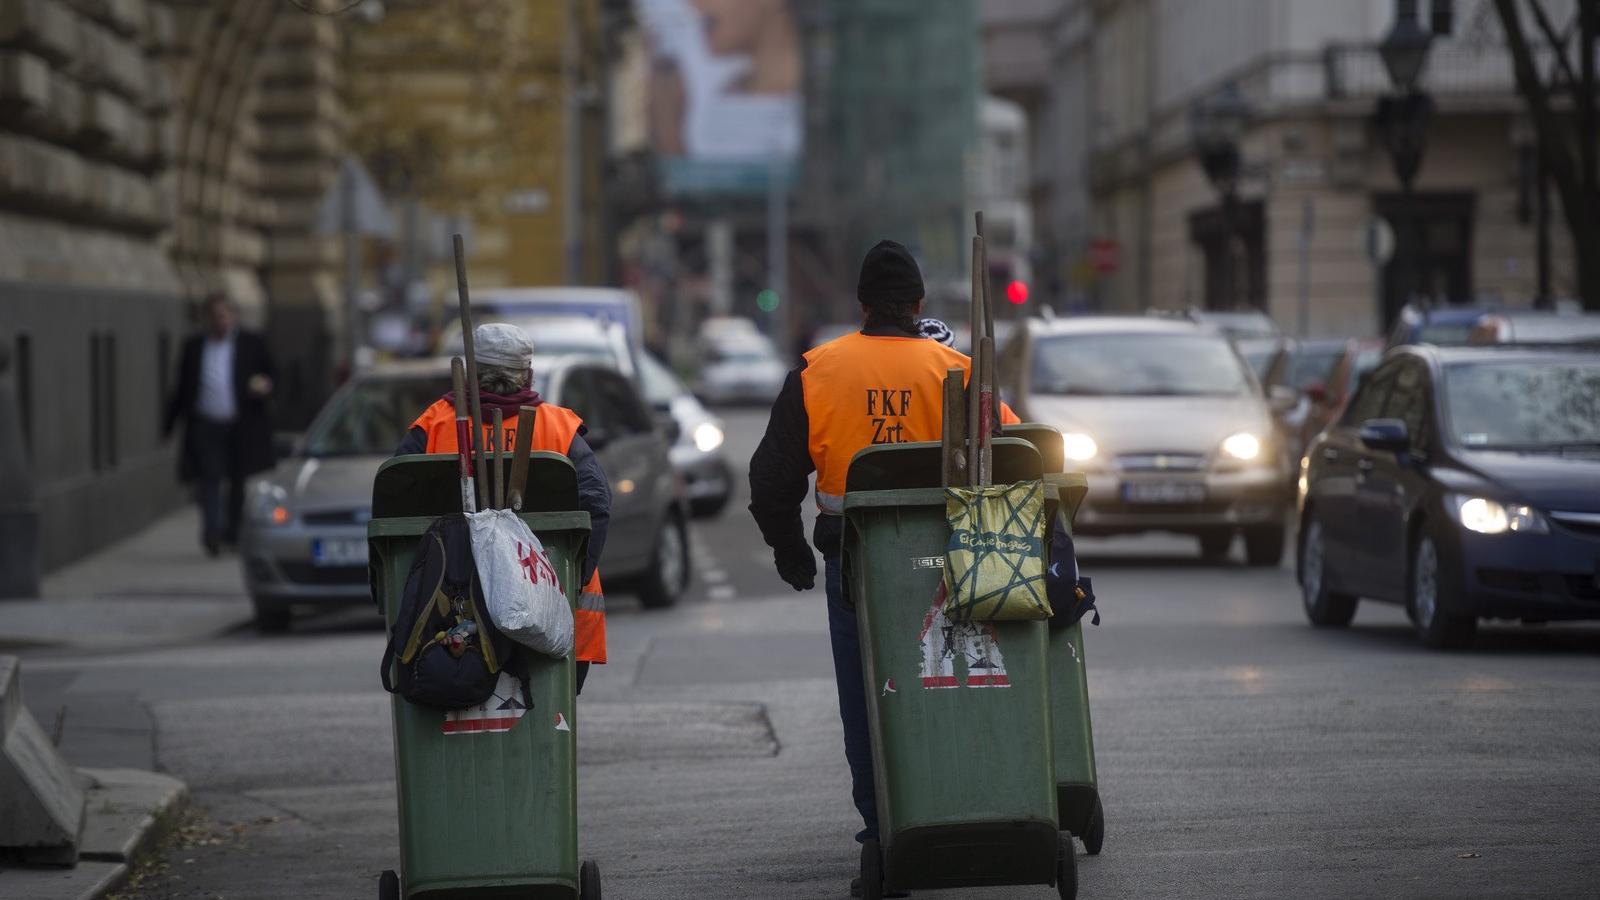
[1062,432,1098,463]
[249,483,291,526]
[1453,496,1549,535]
[692,421,725,453]
[1221,432,1262,462]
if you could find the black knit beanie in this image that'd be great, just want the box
[856,240,925,309]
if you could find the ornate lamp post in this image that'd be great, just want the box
[1373,0,1435,309]
[1193,83,1251,309]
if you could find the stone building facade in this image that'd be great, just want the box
[0,0,343,580]
[986,0,1574,336]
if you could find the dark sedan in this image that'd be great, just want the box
[1297,345,1600,648]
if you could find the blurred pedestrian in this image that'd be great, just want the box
[393,323,611,693]
[164,293,277,556]
[748,240,1017,885]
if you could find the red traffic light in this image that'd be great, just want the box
[1006,280,1029,305]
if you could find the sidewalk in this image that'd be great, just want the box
[3,506,253,654]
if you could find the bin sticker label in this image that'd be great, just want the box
[911,555,944,570]
[554,712,571,732]
[442,671,530,735]
[919,584,1009,689]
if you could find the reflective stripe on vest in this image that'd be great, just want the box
[410,397,608,664]
[800,333,1020,511]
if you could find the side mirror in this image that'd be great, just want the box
[1268,384,1298,414]
[654,411,681,444]
[1359,418,1409,454]
[272,432,303,459]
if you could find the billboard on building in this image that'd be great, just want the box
[635,0,801,195]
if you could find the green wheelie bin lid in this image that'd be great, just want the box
[369,453,590,900]
[842,439,1061,893]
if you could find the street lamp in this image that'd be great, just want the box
[1373,0,1435,315]
[1192,83,1251,309]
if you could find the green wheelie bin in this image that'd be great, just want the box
[842,439,1075,900]
[1004,425,1105,856]
[368,453,601,900]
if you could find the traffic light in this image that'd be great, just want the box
[1006,280,1029,305]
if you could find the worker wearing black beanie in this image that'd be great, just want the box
[748,237,1019,881]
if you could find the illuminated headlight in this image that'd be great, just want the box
[1297,455,1310,502]
[249,483,291,526]
[692,422,725,453]
[1062,432,1098,463]
[1453,496,1548,535]
[1221,432,1262,462]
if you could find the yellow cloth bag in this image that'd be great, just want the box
[943,480,1052,622]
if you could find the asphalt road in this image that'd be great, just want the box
[21,409,1600,899]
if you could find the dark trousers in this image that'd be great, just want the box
[192,419,245,546]
[825,553,878,842]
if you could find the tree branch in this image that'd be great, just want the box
[1528,0,1578,90]
[1495,0,1582,213]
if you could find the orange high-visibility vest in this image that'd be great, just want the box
[800,332,1019,514]
[410,398,608,664]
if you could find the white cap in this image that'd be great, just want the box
[474,323,534,368]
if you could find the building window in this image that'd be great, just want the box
[15,334,32,461]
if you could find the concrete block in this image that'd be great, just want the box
[0,657,85,865]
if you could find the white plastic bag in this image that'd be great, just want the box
[467,509,574,659]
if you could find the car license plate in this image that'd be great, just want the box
[1121,481,1207,504]
[312,538,367,567]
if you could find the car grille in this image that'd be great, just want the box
[1114,453,1207,472]
[1477,568,1600,603]
[279,563,369,586]
[301,509,368,526]
[1548,512,1600,539]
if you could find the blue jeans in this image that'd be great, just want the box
[825,554,878,842]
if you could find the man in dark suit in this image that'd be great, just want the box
[164,293,277,555]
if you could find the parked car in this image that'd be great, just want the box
[240,357,690,632]
[1385,303,1489,349]
[695,334,789,406]
[1466,311,1600,345]
[1297,344,1600,648]
[638,351,733,517]
[1299,337,1385,448]
[1000,316,1293,564]
[438,314,632,377]
[1168,308,1282,342]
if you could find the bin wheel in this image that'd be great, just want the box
[1082,796,1105,856]
[579,859,602,900]
[859,838,883,900]
[378,869,399,900]
[1056,835,1078,900]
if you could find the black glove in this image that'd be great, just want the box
[774,543,817,592]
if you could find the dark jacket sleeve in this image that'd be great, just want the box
[566,433,610,583]
[393,425,428,457]
[748,365,814,556]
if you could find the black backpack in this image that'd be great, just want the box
[380,514,524,710]
[1045,511,1100,627]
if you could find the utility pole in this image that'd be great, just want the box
[341,158,362,375]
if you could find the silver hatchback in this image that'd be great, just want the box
[240,358,689,631]
[1000,317,1293,565]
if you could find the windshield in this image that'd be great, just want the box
[1416,322,1476,345]
[638,353,686,406]
[1284,346,1343,390]
[1031,333,1253,397]
[303,376,451,457]
[1444,360,1600,449]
